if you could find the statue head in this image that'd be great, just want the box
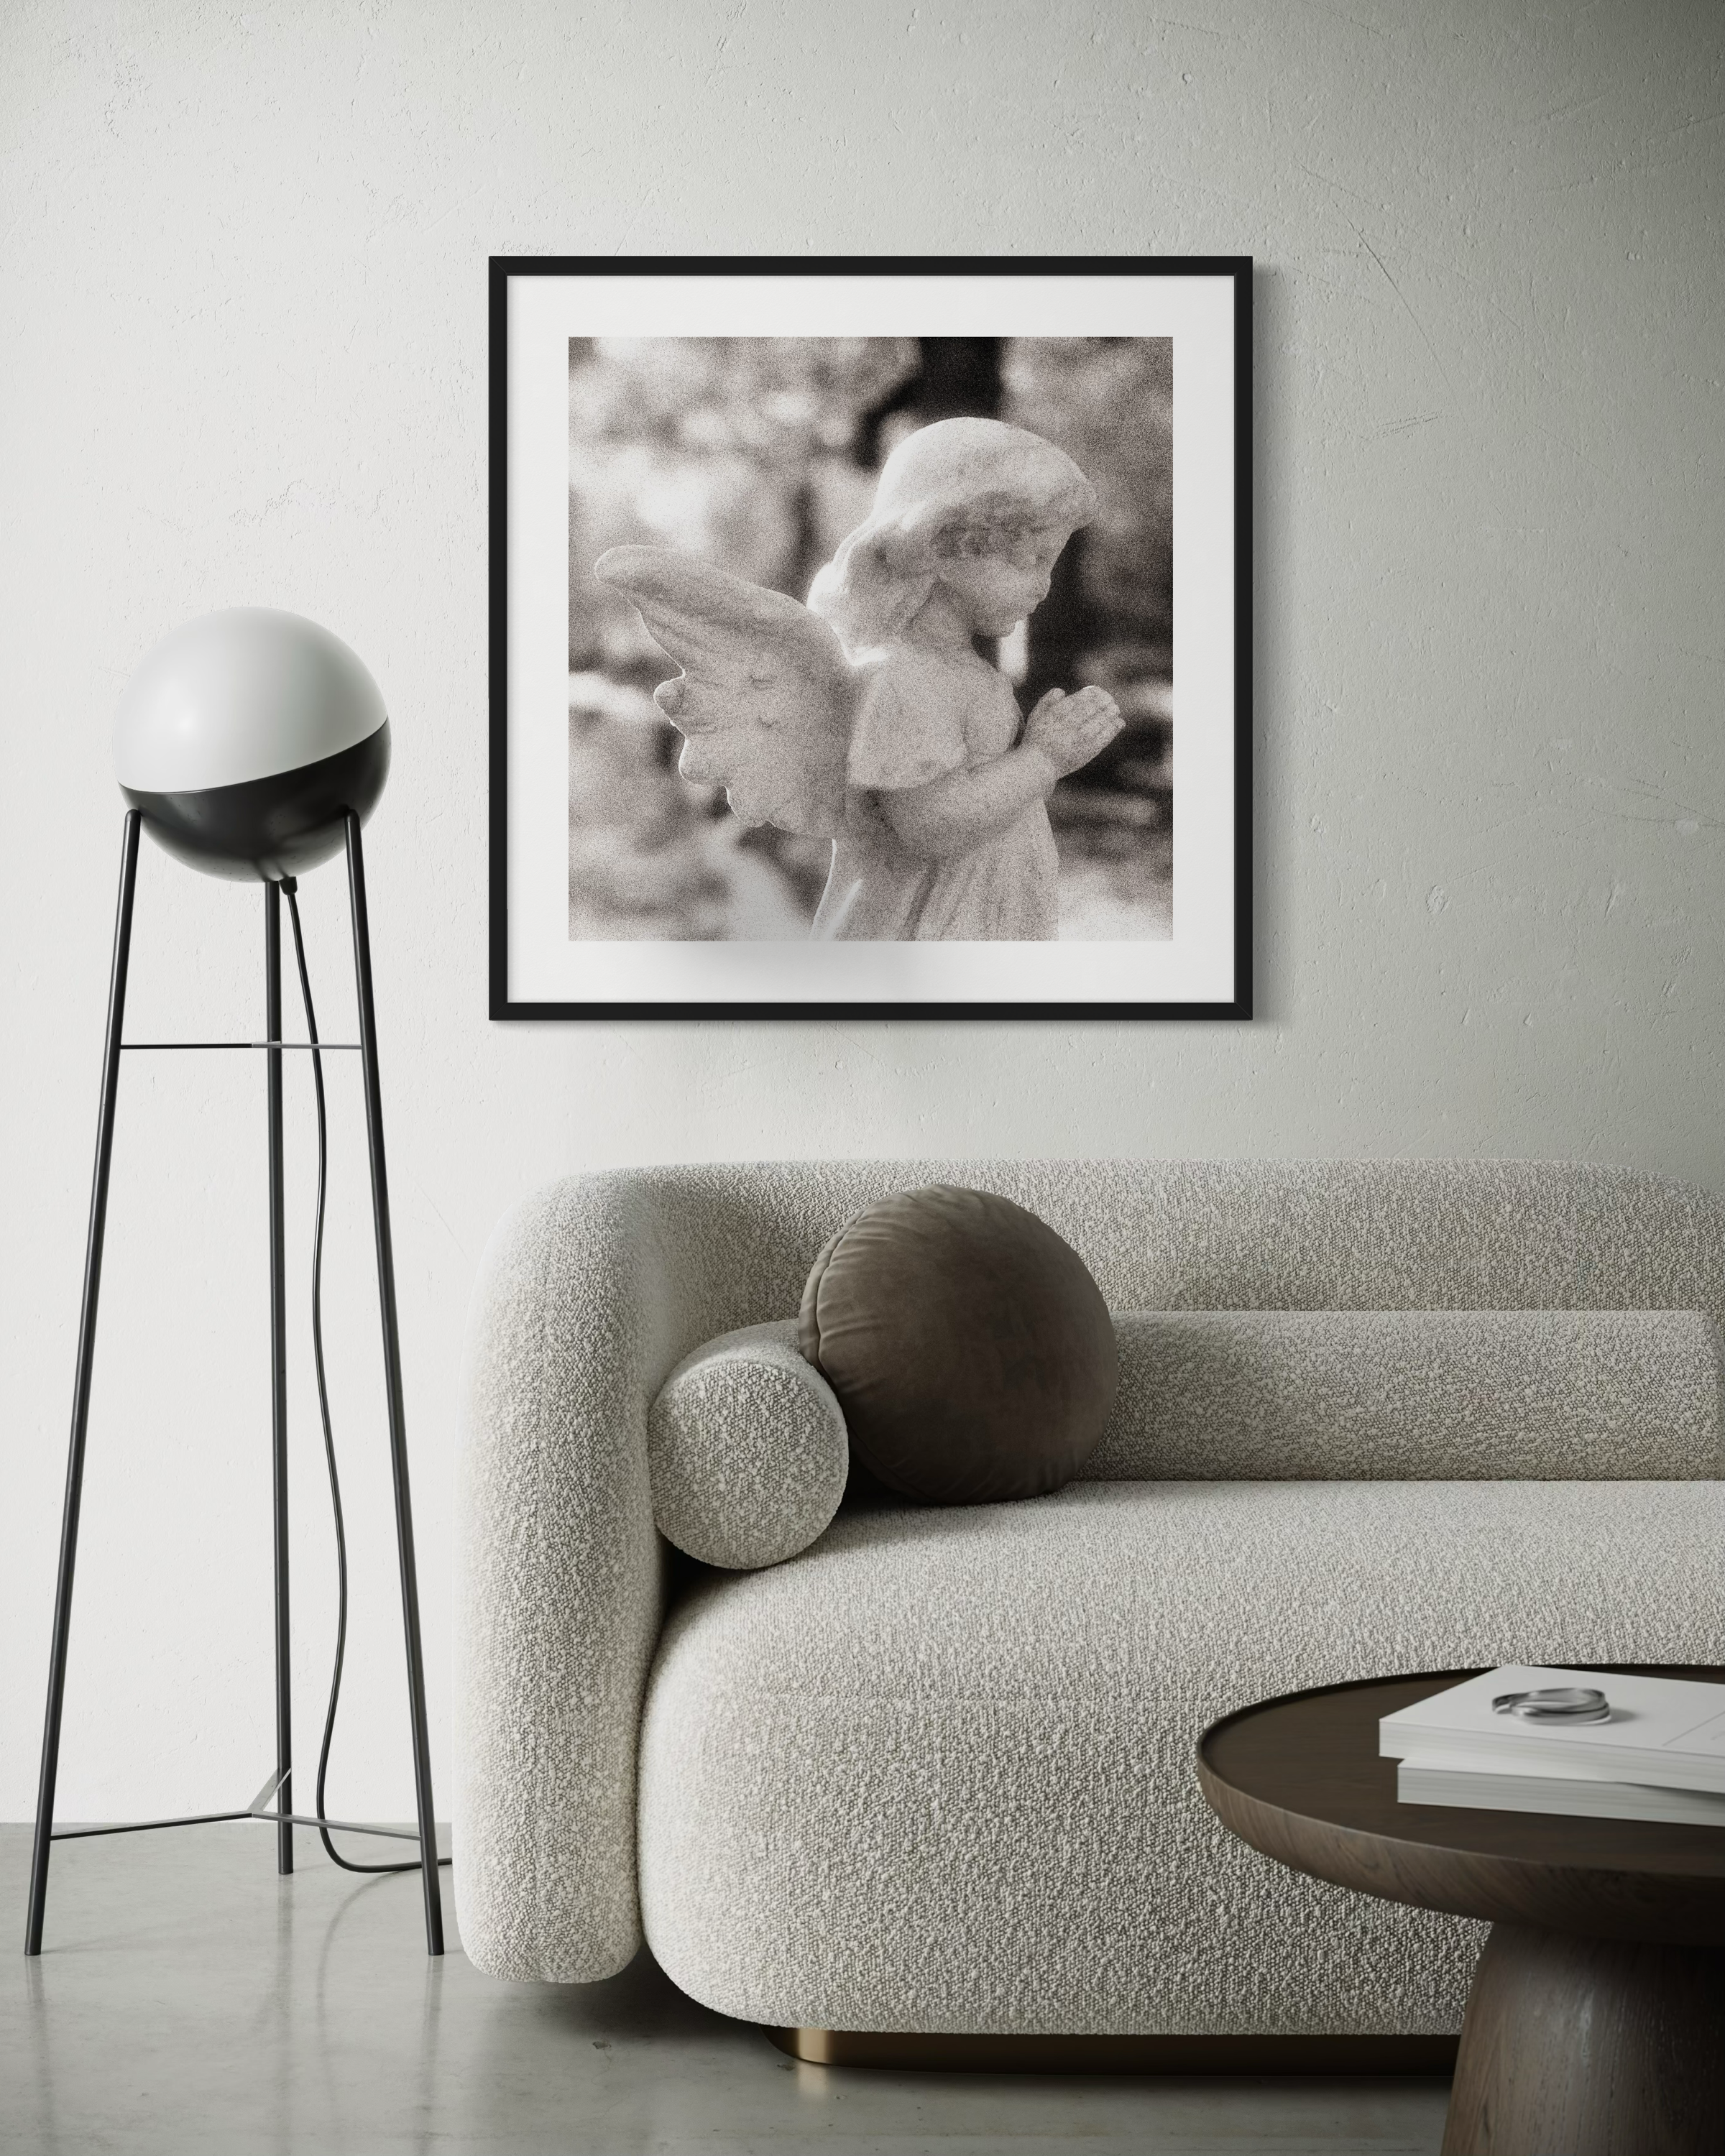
[808,418,1097,653]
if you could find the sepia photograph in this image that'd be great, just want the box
[569,336,1174,946]
[492,261,1248,1016]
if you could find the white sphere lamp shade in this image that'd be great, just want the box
[114,608,390,880]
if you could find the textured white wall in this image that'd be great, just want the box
[1,0,1721,1823]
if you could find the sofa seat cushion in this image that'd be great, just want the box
[638,1478,1725,2037]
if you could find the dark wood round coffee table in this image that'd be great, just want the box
[1197,1669,1725,2156]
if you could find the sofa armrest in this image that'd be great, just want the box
[455,1174,678,1981]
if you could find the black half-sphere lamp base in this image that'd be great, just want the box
[121,724,391,883]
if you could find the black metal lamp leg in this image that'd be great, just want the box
[344,813,444,1956]
[27,813,142,1956]
[264,883,293,1875]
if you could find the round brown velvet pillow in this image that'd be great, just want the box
[798,1186,1118,1505]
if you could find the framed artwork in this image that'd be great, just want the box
[489,255,1251,1019]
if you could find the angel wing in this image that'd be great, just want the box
[593,544,857,839]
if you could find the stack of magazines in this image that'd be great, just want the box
[1379,1665,1725,1827]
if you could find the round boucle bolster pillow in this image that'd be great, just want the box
[799,1185,1118,1505]
[648,1321,849,1569]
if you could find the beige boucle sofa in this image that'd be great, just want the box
[454,1160,1725,2041]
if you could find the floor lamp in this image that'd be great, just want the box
[26,609,444,1958]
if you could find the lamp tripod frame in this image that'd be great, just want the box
[25,808,444,1958]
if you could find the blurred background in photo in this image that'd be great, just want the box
[566,336,1174,941]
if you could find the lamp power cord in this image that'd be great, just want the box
[282,877,450,1878]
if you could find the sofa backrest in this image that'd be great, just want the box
[622,1157,1725,1483]
[624,1156,1725,1342]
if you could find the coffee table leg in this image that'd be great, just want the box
[1442,1921,1725,2155]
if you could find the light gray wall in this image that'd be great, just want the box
[3,0,1721,1820]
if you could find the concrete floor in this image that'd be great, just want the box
[2,1825,1450,2155]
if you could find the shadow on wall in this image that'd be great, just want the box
[1248,264,1281,1024]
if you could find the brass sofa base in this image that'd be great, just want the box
[768,2028,1460,2074]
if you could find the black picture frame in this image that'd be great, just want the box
[489,254,1251,1021]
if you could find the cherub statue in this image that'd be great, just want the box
[595,417,1123,941]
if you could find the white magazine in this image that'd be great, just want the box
[1397,1758,1725,1828]
[1379,1666,1725,1795]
